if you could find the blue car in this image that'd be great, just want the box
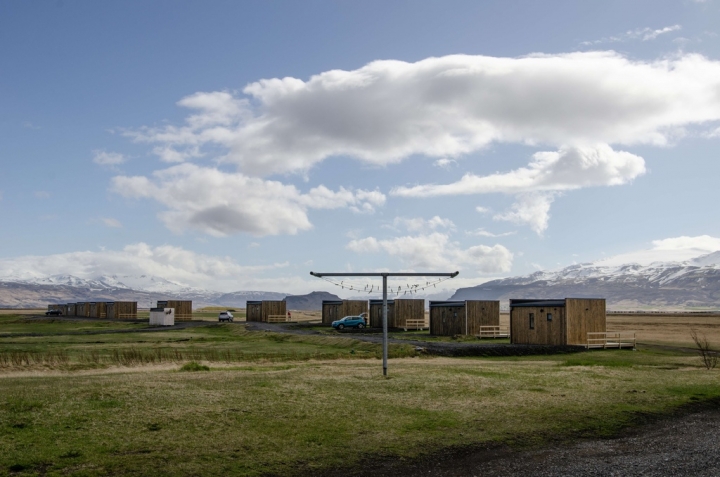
[331,315,367,330]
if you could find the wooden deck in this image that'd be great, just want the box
[476,325,509,339]
[587,331,636,349]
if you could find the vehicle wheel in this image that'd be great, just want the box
[357,323,364,329]
[337,324,345,330]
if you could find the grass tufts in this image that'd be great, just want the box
[179,361,210,372]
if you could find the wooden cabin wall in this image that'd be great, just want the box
[262,300,287,322]
[369,302,395,328]
[465,300,500,335]
[66,304,77,316]
[246,302,262,322]
[429,304,466,336]
[394,299,424,328]
[158,300,193,320]
[565,298,606,345]
[118,301,138,319]
[89,303,98,318]
[342,300,369,318]
[510,305,566,345]
[322,302,342,325]
[106,303,115,319]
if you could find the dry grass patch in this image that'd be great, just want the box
[0,350,718,476]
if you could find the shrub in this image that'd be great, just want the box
[180,361,210,372]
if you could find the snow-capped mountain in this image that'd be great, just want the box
[0,273,297,309]
[451,251,720,310]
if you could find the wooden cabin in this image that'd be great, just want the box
[369,298,424,330]
[509,298,606,346]
[429,300,500,336]
[246,300,287,322]
[321,300,369,325]
[76,302,90,317]
[156,300,193,321]
[64,303,76,316]
[89,302,109,318]
[106,301,138,319]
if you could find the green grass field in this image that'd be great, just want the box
[0,314,719,476]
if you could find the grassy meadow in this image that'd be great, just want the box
[0,313,719,476]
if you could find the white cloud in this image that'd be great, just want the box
[0,243,292,293]
[475,206,491,214]
[392,144,646,197]
[393,216,455,232]
[596,235,720,266]
[125,52,720,176]
[392,144,645,235]
[493,192,557,236]
[347,232,513,273]
[434,158,457,168]
[467,229,516,238]
[111,164,385,237]
[101,217,122,228]
[93,150,126,166]
[581,25,682,45]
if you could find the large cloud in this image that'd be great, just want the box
[111,164,385,236]
[127,52,720,176]
[392,144,646,197]
[347,232,513,273]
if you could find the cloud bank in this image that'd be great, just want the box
[112,164,385,236]
[116,52,720,235]
[128,52,720,176]
[0,243,289,292]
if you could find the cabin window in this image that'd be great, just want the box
[529,313,535,329]
[547,313,553,322]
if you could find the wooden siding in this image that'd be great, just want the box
[157,300,193,321]
[246,301,262,322]
[565,298,606,345]
[321,301,342,325]
[75,303,87,317]
[343,300,368,319]
[323,300,369,325]
[465,300,500,335]
[246,300,286,322]
[429,303,466,335]
[510,304,566,345]
[66,303,77,316]
[106,301,137,319]
[369,300,394,328]
[394,299,424,328]
[262,300,286,322]
[89,302,108,318]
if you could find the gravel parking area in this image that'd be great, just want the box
[340,406,720,477]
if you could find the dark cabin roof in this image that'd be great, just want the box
[510,299,566,308]
[429,301,466,307]
[369,299,396,305]
[322,300,343,305]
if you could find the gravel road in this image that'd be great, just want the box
[327,406,720,477]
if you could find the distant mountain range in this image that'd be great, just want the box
[0,274,294,309]
[451,251,720,310]
[5,251,720,310]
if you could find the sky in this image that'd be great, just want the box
[1,0,720,295]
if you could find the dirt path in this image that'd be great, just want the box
[327,405,720,477]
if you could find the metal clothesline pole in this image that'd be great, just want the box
[310,271,459,376]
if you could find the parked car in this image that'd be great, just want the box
[45,310,62,316]
[332,315,366,330]
[218,311,234,322]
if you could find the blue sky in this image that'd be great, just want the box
[1,0,720,294]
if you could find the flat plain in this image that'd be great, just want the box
[0,312,718,476]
